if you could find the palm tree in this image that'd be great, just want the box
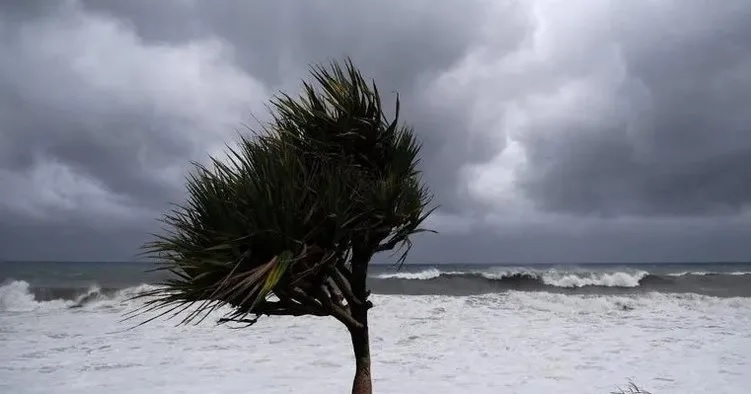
[135,59,434,394]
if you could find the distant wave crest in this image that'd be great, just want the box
[375,269,649,288]
[372,267,751,297]
[665,271,751,277]
[3,266,750,311]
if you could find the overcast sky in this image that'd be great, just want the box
[2,0,751,263]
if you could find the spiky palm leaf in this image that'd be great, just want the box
[134,58,434,330]
[270,59,435,262]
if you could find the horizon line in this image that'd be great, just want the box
[2,260,750,265]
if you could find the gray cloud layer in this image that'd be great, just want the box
[2,0,751,262]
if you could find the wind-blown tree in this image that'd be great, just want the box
[135,59,434,394]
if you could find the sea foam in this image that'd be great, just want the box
[1,281,750,393]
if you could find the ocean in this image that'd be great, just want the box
[1,261,750,393]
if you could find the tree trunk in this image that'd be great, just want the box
[349,245,373,394]
[349,325,372,394]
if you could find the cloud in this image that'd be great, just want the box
[0,0,268,260]
[0,154,143,222]
[2,0,751,261]
[0,0,267,218]
[78,0,506,214]
[430,0,751,218]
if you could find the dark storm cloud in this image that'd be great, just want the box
[513,1,751,216]
[2,0,751,262]
[0,0,269,222]
[0,0,507,260]
[80,0,490,85]
[77,0,520,213]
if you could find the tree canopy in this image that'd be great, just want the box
[135,58,434,393]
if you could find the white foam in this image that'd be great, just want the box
[0,281,72,312]
[478,267,540,280]
[374,268,444,280]
[540,270,649,288]
[666,271,710,276]
[0,281,161,312]
[478,268,649,288]
[666,271,751,277]
[375,268,651,288]
[666,271,690,276]
[1,288,750,393]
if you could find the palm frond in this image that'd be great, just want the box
[134,58,435,329]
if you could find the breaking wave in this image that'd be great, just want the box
[371,267,751,297]
[375,269,649,288]
[3,266,750,311]
[665,271,751,277]
[0,280,158,312]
